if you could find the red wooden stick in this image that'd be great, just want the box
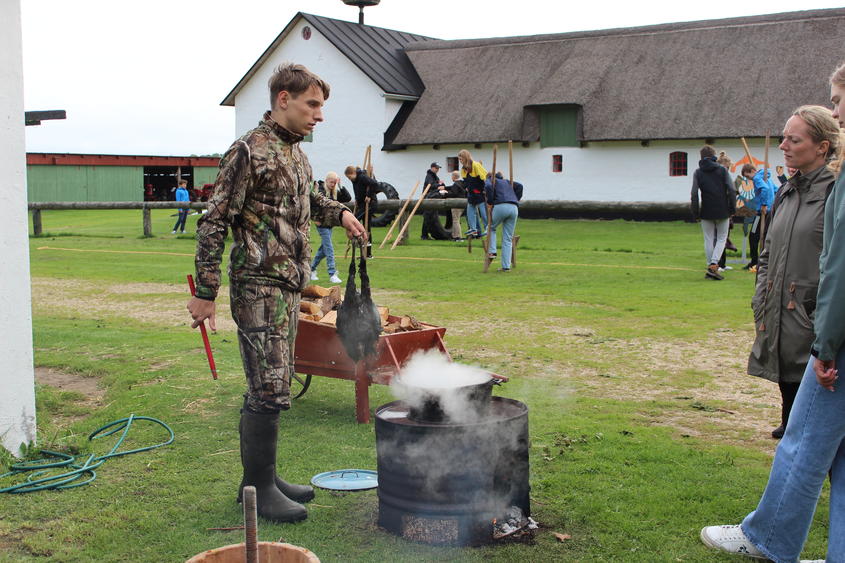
[187,274,218,380]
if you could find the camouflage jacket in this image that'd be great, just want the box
[194,112,347,299]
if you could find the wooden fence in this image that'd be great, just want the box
[28,199,690,236]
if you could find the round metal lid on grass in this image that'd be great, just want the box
[310,469,378,491]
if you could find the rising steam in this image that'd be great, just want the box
[390,349,491,424]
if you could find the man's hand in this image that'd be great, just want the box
[187,297,216,331]
[341,209,367,241]
[813,357,838,391]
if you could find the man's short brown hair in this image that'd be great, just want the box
[741,163,757,175]
[268,63,330,109]
[700,145,716,159]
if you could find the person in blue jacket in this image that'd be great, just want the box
[741,165,776,270]
[484,171,522,271]
[700,59,845,563]
[172,179,190,234]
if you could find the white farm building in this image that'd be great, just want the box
[222,9,845,206]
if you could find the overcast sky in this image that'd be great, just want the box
[21,0,844,156]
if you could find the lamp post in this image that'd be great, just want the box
[341,0,381,25]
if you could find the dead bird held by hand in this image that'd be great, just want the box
[336,242,381,362]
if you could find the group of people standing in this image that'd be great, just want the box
[699,61,845,563]
[690,148,779,280]
[455,149,524,271]
[309,152,524,275]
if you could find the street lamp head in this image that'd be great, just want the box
[341,0,381,24]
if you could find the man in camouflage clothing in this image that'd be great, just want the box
[187,63,365,523]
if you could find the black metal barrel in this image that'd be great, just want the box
[375,397,530,546]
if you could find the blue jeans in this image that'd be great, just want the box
[488,204,518,269]
[172,208,188,232]
[310,227,336,275]
[741,349,845,563]
[466,202,488,234]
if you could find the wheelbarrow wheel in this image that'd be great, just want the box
[291,373,312,399]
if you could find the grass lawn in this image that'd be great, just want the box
[0,209,831,562]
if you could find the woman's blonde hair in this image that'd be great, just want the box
[828,62,845,175]
[791,105,844,174]
[830,60,845,87]
[457,149,472,170]
[325,171,339,199]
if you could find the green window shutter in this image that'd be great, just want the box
[539,105,580,148]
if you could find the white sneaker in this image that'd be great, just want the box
[329,274,342,284]
[724,266,734,270]
[310,271,318,281]
[700,525,766,559]
[718,268,726,273]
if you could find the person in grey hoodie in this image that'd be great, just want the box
[690,145,736,280]
[748,105,839,440]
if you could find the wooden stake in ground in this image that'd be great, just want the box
[344,201,356,259]
[347,145,374,258]
[379,181,420,249]
[739,137,769,252]
[763,134,770,183]
[760,134,770,252]
[363,197,372,257]
[740,137,755,167]
[508,140,519,269]
[483,145,498,272]
[390,184,431,250]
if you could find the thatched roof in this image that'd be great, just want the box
[392,8,845,145]
[222,13,435,106]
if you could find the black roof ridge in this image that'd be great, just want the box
[221,12,438,106]
[404,7,845,51]
[303,12,437,41]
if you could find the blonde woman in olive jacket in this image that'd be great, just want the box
[748,105,840,439]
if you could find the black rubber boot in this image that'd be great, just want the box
[773,381,801,440]
[238,409,307,523]
[236,410,315,505]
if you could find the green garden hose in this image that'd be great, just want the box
[0,415,174,494]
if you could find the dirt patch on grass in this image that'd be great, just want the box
[35,367,104,403]
[30,277,236,332]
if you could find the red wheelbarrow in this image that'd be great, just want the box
[293,315,450,423]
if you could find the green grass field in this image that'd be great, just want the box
[0,209,831,561]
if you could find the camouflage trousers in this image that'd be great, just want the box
[230,282,300,414]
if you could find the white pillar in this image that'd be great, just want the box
[0,0,37,456]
